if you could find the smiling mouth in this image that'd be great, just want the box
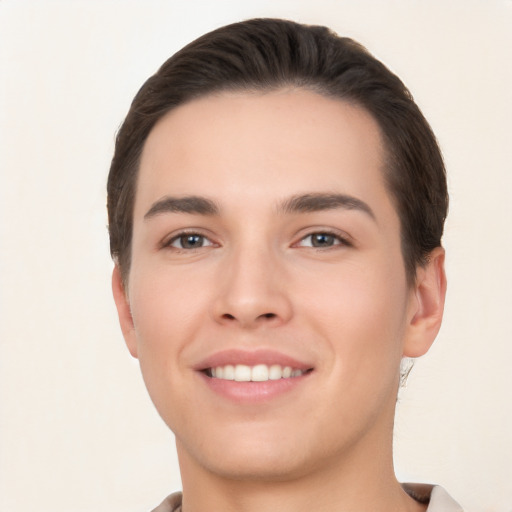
[204,364,313,382]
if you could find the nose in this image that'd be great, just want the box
[212,245,293,329]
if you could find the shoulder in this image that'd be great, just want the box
[153,486,464,512]
[402,483,464,512]
[150,491,182,512]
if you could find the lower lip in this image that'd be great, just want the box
[198,372,311,403]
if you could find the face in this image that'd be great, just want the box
[113,89,443,481]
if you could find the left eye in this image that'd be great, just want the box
[298,232,346,248]
[169,233,214,249]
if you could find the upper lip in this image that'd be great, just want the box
[194,349,314,371]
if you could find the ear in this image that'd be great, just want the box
[403,247,447,358]
[112,265,139,358]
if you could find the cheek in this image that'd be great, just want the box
[302,258,409,379]
[127,266,209,383]
[126,269,210,429]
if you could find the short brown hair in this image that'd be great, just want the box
[107,18,448,285]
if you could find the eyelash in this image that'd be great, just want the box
[162,230,216,251]
[295,230,352,249]
[162,229,352,252]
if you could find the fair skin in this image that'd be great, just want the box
[112,89,446,512]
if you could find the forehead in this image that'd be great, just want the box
[135,88,392,217]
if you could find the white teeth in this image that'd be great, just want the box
[268,364,283,380]
[251,364,269,382]
[208,364,306,381]
[223,364,235,380]
[234,364,251,382]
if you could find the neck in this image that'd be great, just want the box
[176,416,426,512]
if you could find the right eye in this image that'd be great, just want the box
[167,233,214,250]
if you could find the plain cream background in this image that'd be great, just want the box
[1,1,511,511]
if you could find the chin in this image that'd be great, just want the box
[198,448,311,482]
[176,422,340,483]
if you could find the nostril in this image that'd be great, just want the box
[218,312,279,324]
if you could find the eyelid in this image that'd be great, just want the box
[160,228,218,250]
[158,227,353,251]
[293,228,354,248]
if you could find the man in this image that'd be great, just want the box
[108,18,461,511]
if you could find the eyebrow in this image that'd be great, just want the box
[143,192,375,221]
[278,193,376,220]
[144,195,219,219]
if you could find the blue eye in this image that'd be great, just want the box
[169,233,213,249]
[310,233,336,247]
[298,232,348,248]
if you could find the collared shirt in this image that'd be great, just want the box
[151,484,464,512]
